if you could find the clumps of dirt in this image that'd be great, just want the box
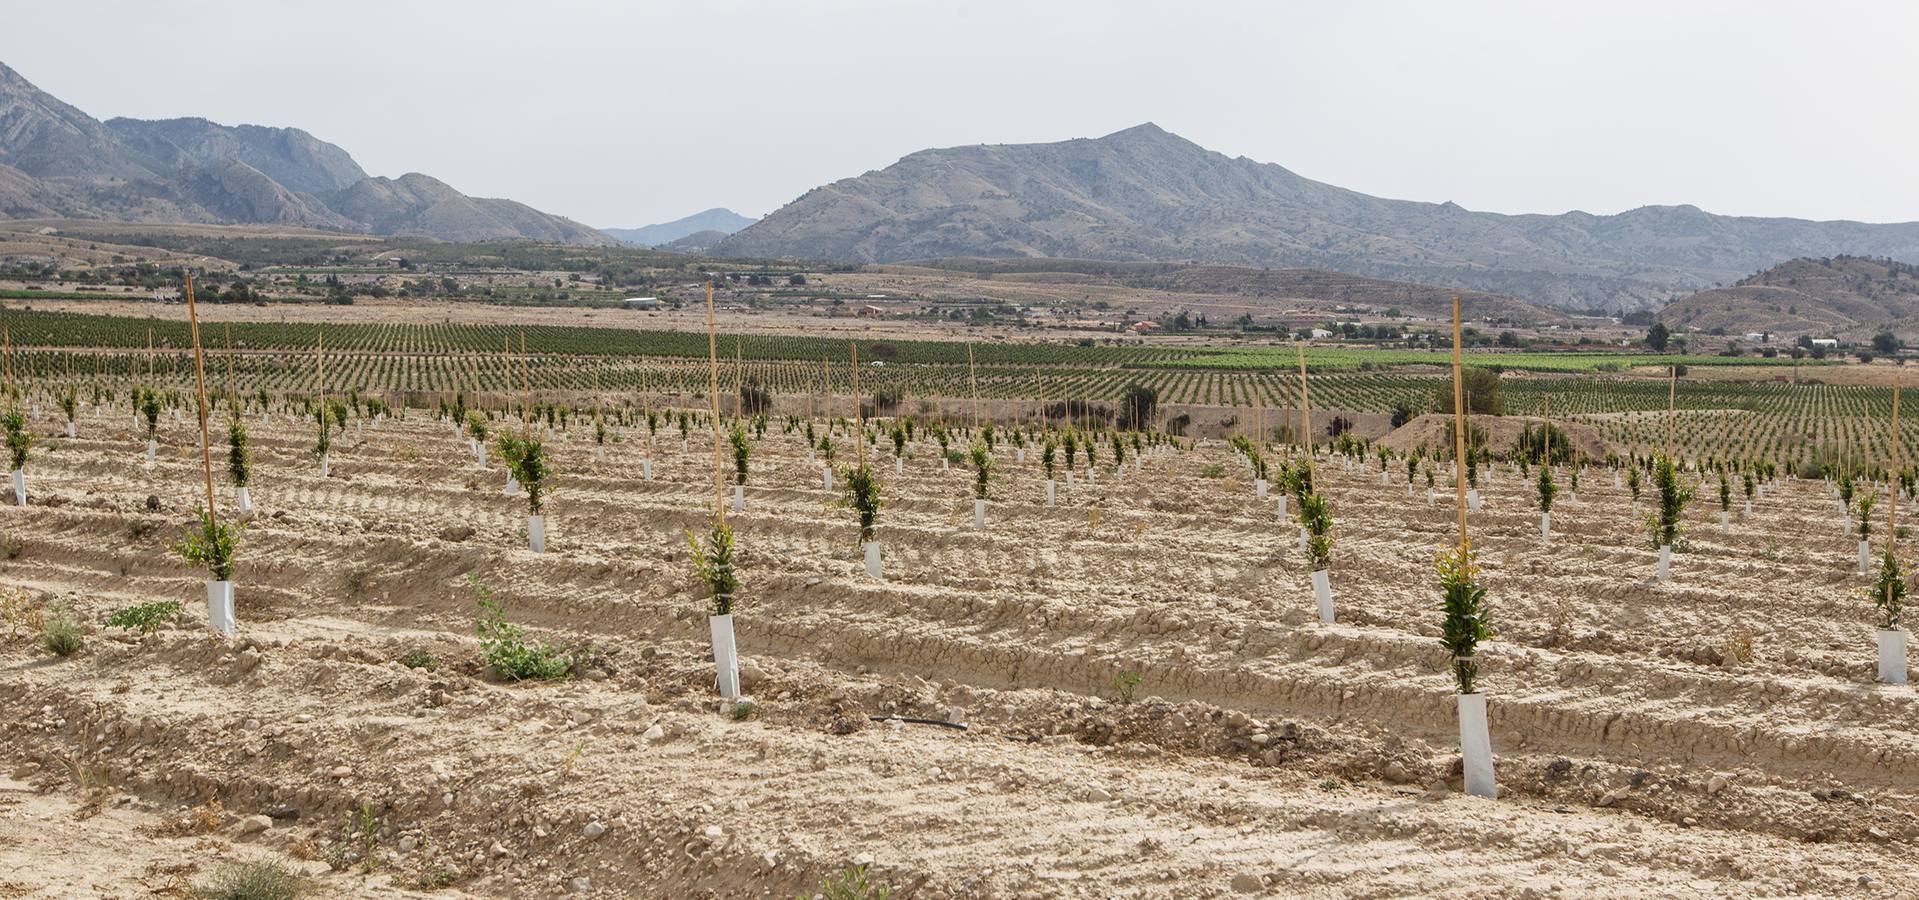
[1379,413,1610,461]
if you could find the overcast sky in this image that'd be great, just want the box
[8,1,1917,229]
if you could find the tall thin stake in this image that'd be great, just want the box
[851,342,866,466]
[1296,341,1312,459]
[967,343,980,430]
[1666,365,1677,458]
[222,323,237,409]
[705,282,725,523]
[184,274,217,522]
[1451,297,1469,548]
[1890,379,1901,556]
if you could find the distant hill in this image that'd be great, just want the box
[604,208,756,246]
[0,61,612,245]
[658,229,732,254]
[717,123,1919,312]
[1658,256,1919,343]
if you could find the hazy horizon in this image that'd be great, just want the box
[7,0,1917,231]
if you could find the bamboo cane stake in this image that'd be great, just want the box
[1,322,11,401]
[822,354,834,429]
[1296,341,1312,461]
[967,343,980,430]
[1451,297,1469,549]
[1889,380,1900,548]
[1544,393,1552,469]
[851,342,865,467]
[705,282,725,523]
[519,332,530,440]
[1666,365,1677,459]
[184,274,218,522]
[223,323,237,410]
[1033,370,1046,432]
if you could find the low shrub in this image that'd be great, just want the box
[41,602,82,656]
[105,599,182,634]
[194,859,308,900]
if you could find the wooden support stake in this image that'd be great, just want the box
[1890,379,1901,550]
[222,323,237,411]
[1666,365,1677,459]
[967,343,980,430]
[184,274,218,522]
[851,342,865,467]
[1451,297,1470,550]
[705,282,725,523]
[1296,341,1312,459]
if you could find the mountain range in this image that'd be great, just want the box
[0,61,611,245]
[716,124,1919,312]
[603,207,756,247]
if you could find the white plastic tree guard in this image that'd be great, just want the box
[1046,480,1056,507]
[1657,545,1672,582]
[1457,692,1496,797]
[9,471,22,506]
[1311,569,1333,623]
[864,541,883,580]
[528,515,546,553]
[1879,630,1908,685]
[974,499,987,529]
[237,487,253,515]
[206,580,236,637]
[710,613,740,699]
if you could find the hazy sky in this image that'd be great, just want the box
[8,1,1917,228]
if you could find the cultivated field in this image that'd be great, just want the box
[3,389,1918,897]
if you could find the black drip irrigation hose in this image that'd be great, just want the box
[869,715,968,731]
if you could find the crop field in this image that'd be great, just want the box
[4,303,1919,896]
[3,374,1919,896]
[0,306,1904,473]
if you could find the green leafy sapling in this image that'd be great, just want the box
[729,424,750,485]
[688,521,739,616]
[495,434,551,515]
[843,462,882,543]
[174,507,242,582]
[1438,541,1493,695]
[1871,547,1906,631]
[1647,456,1694,550]
[227,418,250,488]
[140,388,162,442]
[969,441,994,500]
[2,407,28,474]
[1299,490,1333,572]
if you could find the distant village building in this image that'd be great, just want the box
[857,305,885,318]
[1131,321,1160,333]
[1742,332,1768,344]
[622,297,662,308]
[1309,328,1334,340]
[1810,338,1839,348]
